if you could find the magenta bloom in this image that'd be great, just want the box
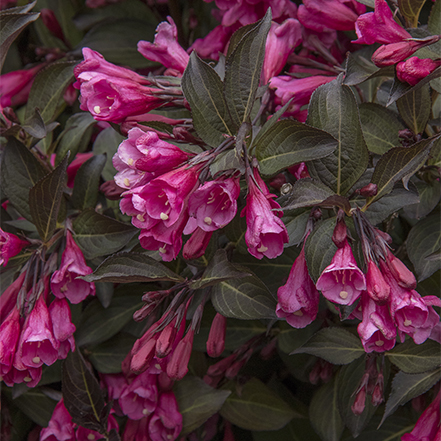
[122,416,150,441]
[184,177,240,234]
[0,228,28,266]
[206,313,227,357]
[402,390,441,441]
[262,19,302,84]
[316,240,366,305]
[16,294,59,368]
[190,24,238,60]
[138,17,189,74]
[2,362,42,388]
[276,244,319,328]
[357,291,397,353]
[50,230,95,304]
[366,260,390,304]
[40,399,75,441]
[0,270,25,322]
[182,227,213,260]
[119,371,159,420]
[48,298,76,359]
[0,305,21,376]
[166,328,194,380]
[76,413,118,441]
[397,57,441,86]
[298,0,365,32]
[242,168,288,260]
[149,391,182,441]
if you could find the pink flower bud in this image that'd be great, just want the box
[148,391,182,441]
[206,313,227,358]
[48,298,76,359]
[40,9,67,46]
[225,348,253,379]
[182,228,213,260]
[0,228,28,266]
[384,251,416,290]
[0,305,21,376]
[166,329,194,380]
[397,57,441,86]
[40,399,75,441]
[0,271,25,322]
[207,353,237,377]
[371,372,384,406]
[332,214,347,248]
[351,385,367,415]
[156,319,178,358]
[366,260,390,304]
[359,183,378,198]
[131,336,158,374]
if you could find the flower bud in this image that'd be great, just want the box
[206,313,227,358]
[166,329,194,380]
[366,260,390,303]
[359,183,378,198]
[385,251,416,290]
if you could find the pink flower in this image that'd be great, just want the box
[148,391,182,441]
[2,362,42,388]
[122,416,150,441]
[50,230,95,304]
[298,0,365,32]
[40,399,75,441]
[16,294,59,368]
[101,373,129,401]
[384,251,416,290]
[76,413,118,441]
[357,291,396,353]
[0,270,25,322]
[402,390,441,441]
[316,240,366,305]
[397,57,441,86]
[182,227,213,260]
[276,243,319,328]
[262,19,302,84]
[184,177,240,234]
[190,24,238,60]
[366,260,390,304]
[138,17,189,74]
[48,298,76,359]
[119,371,159,420]
[0,305,21,376]
[241,168,288,259]
[206,313,227,357]
[0,228,28,266]
[166,328,194,380]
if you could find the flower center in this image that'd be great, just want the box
[32,356,40,364]
[257,245,268,253]
[403,319,412,326]
[142,408,149,415]
[204,216,212,225]
[375,340,384,347]
[293,310,303,316]
[160,212,169,220]
[339,290,349,299]
[93,105,101,114]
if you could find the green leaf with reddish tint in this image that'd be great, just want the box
[398,0,426,27]
[29,154,69,242]
[396,84,431,135]
[281,178,335,211]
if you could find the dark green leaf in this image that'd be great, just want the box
[0,138,47,221]
[278,320,322,354]
[255,120,338,176]
[56,113,96,164]
[398,0,426,27]
[226,22,257,59]
[25,61,76,124]
[381,367,441,425]
[403,179,441,219]
[95,282,114,309]
[368,136,439,204]
[0,3,39,73]
[282,210,310,247]
[307,75,369,196]
[304,218,337,283]
[82,251,183,283]
[174,376,231,435]
[253,419,322,441]
[29,154,68,242]
[209,149,245,177]
[139,120,173,135]
[62,349,107,432]
[291,327,364,365]
[428,0,441,37]
[211,275,277,320]
[406,212,441,281]
[224,9,271,127]
[386,339,441,374]
[359,103,404,155]
[220,378,295,431]
[281,178,335,211]
[72,209,137,259]
[309,377,345,441]
[396,84,431,135]
[71,154,106,210]
[21,108,49,139]
[182,51,234,147]
[92,127,125,181]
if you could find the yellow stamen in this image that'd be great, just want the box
[204,217,212,225]
[93,105,101,114]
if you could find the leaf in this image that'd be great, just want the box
[428,0,441,37]
[82,251,183,283]
[181,51,233,147]
[174,376,231,435]
[56,113,96,164]
[0,138,47,221]
[255,120,338,176]
[368,136,439,204]
[190,249,252,290]
[396,84,431,135]
[21,108,50,140]
[380,367,441,425]
[29,154,69,242]
[309,377,345,441]
[72,209,137,259]
[307,74,369,196]
[281,179,335,211]
[25,61,76,124]
[406,212,441,281]
[71,154,106,210]
[291,328,364,365]
[211,275,277,320]
[403,179,441,219]
[0,3,39,73]
[386,339,441,374]
[304,218,337,283]
[359,103,404,155]
[224,9,271,127]
[209,149,245,177]
[220,378,295,431]
[62,349,107,432]
[398,0,426,27]
[282,210,310,247]
[278,320,323,354]
[92,127,125,181]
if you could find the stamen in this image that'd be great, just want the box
[123,178,130,187]
[23,376,32,382]
[60,285,67,293]
[293,310,303,316]
[159,246,166,254]
[87,435,95,441]
[160,212,169,220]
[403,319,412,327]
[204,217,212,225]
[257,245,268,253]
[93,105,101,114]
[32,356,40,364]
[142,409,149,415]
[127,158,134,166]
[375,340,384,347]
[339,291,349,300]
[136,214,145,222]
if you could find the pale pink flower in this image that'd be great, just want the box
[148,391,182,441]
[40,399,75,441]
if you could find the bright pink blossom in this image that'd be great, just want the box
[0,228,28,266]
[138,17,189,74]
[122,416,150,441]
[316,240,366,305]
[0,305,21,376]
[182,227,213,260]
[166,328,194,380]
[50,230,95,304]
[2,362,42,388]
[276,243,319,328]
[241,168,288,259]
[76,413,118,441]
[385,251,416,290]
[397,57,441,86]
[48,298,76,359]
[366,260,390,304]
[40,399,75,441]
[148,391,182,441]
[190,24,238,60]
[0,271,25,322]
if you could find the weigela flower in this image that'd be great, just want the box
[122,416,150,441]
[0,305,21,376]
[2,362,42,388]
[40,399,75,441]
[397,57,441,86]
[241,168,288,260]
[366,260,390,304]
[182,228,213,260]
[0,228,28,266]
[190,24,239,60]
[206,313,227,357]
[0,270,25,321]
[148,391,182,441]
[48,298,76,359]
[316,240,366,305]
[76,413,118,441]
[276,243,319,328]
[138,17,189,74]
[50,230,95,304]
[384,250,416,290]
[166,328,194,380]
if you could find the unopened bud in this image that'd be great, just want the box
[166,329,195,380]
[385,251,416,290]
[225,349,253,379]
[371,373,384,407]
[359,183,378,198]
[320,361,333,383]
[156,320,178,358]
[351,387,366,415]
[183,228,212,260]
[100,180,125,200]
[130,337,157,373]
[259,337,277,360]
[207,354,237,377]
[366,260,390,304]
[40,9,68,47]
[207,313,227,358]
[309,361,322,385]
[332,211,347,248]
